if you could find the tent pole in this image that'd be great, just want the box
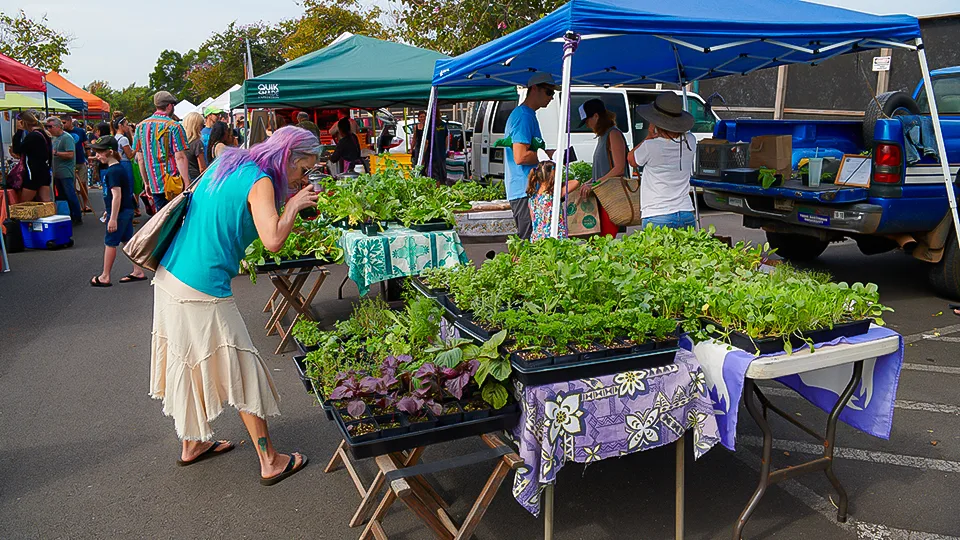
[244,105,250,148]
[682,84,701,232]
[916,38,960,250]
[418,87,437,172]
[549,32,578,238]
[0,117,9,272]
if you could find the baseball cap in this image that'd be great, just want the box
[153,90,179,107]
[577,98,606,127]
[204,106,225,117]
[91,135,119,152]
[526,72,559,90]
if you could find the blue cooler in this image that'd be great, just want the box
[21,215,74,249]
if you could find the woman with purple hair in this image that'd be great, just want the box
[150,126,319,485]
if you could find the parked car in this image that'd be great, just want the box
[469,87,719,180]
[391,119,464,156]
[694,67,960,297]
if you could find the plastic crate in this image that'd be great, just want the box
[695,141,750,177]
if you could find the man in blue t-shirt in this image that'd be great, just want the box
[64,116,91,213]
[504,73,557,240]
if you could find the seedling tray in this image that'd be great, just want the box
[293,337,319,356]
[300,363,335,421]
[255,255,337,272]
[292,355,314,393]
[701,318,872,355]
[410,277,446,298]
[511,347,679,386]
[333,403,521,460]
[409,220,452,233]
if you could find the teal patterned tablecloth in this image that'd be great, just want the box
[340,225,469,296]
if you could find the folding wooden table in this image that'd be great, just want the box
[260,261,330,354]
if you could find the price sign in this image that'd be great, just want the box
[872,56,892,72]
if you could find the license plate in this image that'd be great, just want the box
[774,199,794,211]
[729,197,744,208]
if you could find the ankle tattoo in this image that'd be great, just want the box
[258,437,268,453]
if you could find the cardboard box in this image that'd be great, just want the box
[749,135,792,179]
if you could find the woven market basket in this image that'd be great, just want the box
[593,176,642,226]
[9,202,56,220]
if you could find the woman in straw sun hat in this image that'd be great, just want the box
[627,92,698,230]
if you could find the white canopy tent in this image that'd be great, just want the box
[173,99,197,119]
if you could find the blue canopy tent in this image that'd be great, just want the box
[45,82,86,113]
[430,0,956,246]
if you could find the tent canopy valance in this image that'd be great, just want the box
[42,83,87,113]
[237,34,516,110]
[46,71,109,113]
[0,92,76,112]
[0,53,44,91]
[432,0,921,88]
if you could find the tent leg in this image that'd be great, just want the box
[916,38,960,250]
[549,32,579,238]
[419,87,437,171]
[0,118,8,272]
[681,85,701,231]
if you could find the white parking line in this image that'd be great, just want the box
[757,386,960,416]
[729,446,959,539]
[902,363,960,376]
[901,323,960,345]
[739,436,960,473]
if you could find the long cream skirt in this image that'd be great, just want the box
[150,266,280,441]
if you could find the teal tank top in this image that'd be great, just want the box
[161,161,265,297]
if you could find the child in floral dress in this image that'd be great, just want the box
[526,161,580,241]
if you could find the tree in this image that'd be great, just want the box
[149,49,198,102]
[187,22,289,101]
[0,10,72,72]
[392,0,565,56]
[282,0,392,61]
[87,81,154,122]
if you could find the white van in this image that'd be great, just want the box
[469,87,720,179]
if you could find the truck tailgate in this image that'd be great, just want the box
[691,178,869,204]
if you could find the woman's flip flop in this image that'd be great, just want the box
[177,440,235,466]
[90,276,112,287]
[119,274,149,283]
[260,453,309,486]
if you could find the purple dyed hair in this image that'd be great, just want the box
[210,125,320,206]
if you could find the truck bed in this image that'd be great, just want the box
[691,178,869,204]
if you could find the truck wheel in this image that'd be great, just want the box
[766,232,829,262]
[863,91,919,148]
[928,235,960,300]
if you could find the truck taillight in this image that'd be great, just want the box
[874,143,902,184]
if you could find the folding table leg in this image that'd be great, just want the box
[733,379,773,540]
[676,435,685,540]
[543,483,555,540]
[455,459,512,540]
[351,449,423,528]
[274,270,326,355]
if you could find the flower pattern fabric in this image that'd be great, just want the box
[341,225,469,296]
[511,350,719,516]
[529,193,567,241]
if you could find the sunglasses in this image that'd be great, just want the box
[538,85,555,97]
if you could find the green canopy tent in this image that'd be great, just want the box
[233,34,516,110]
[0,92,77,112]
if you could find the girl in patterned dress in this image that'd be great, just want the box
[526,161,580,241]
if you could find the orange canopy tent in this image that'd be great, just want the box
[45,71,110,114]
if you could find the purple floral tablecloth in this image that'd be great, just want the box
[509,349,719,516]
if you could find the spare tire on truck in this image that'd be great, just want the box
[863,91,920,148]
[928,233,960,300]
[766,232,829,262]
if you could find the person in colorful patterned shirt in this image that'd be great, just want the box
[134,91,189,211]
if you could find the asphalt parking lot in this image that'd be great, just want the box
[1,204,958,539]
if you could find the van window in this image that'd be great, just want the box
[474,102,488,133]
[916,75,960,114]
[569,94,629,134]
[491,100,517,133]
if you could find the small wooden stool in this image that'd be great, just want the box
[262,266,328,354]
[360,433,523,540]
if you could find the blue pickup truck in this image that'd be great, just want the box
[693,67,960,298]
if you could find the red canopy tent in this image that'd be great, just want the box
[0,52,45,92]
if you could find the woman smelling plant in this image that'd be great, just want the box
[89,136,146,287]
[526,160,579,241]
[150,126,319,485]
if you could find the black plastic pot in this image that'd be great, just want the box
[405,410,439,433]
[508,349,553,369]
[551,349,581,365]
[375,414,408,438]
[701,318,872,356]
[362,222,379,236]
[410,219,450,232]
[336,402,372,422]
[436,401,464,426]
[571,343,609,362]
[655,337,681,350]
[460,400,492,421]
[293,338,319,356]
[345,419,380,443]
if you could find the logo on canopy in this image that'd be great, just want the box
[257,83,279,99]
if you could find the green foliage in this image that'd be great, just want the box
[0,10,72,72]
[423,226,892,351]
[569,162,593,184]
[292,317,324,347]
[149,50,198,104]
[241,216,344,283]
[282,0,393,61]
[450,180,507,202]
[87,82,154,124]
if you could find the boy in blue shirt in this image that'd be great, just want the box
[90,136,147,287]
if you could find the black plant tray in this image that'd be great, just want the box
[297,360,335,421]
[409,220,452,232]
[255,255,337,273]
[701,318,872,356]
[334,403,521,460]
[293,337,319,356]
[511,347,679,386]
[409,276,447,299]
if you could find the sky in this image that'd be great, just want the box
[10,0,959,92]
